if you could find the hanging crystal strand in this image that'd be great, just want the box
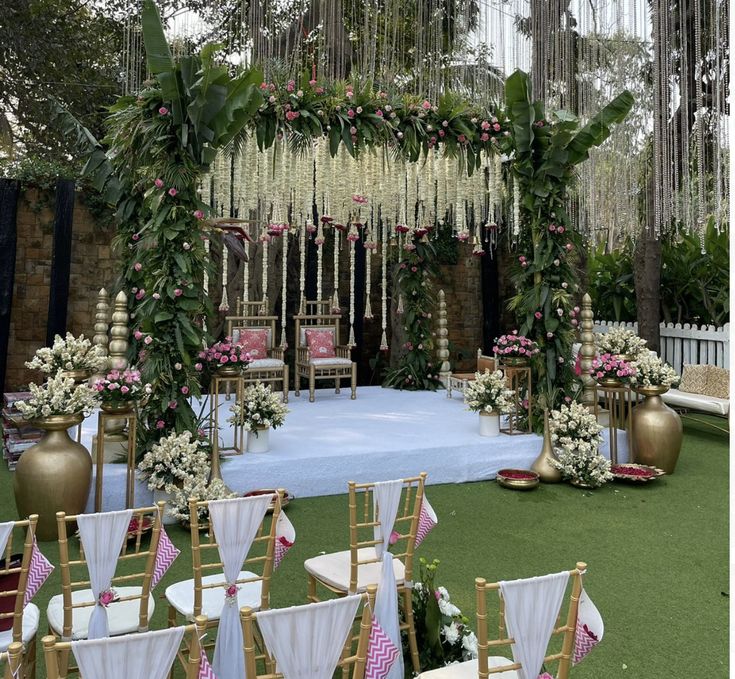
[713,0,723,232]
[219,241,230,312]
[331,226,340,313]
[693,0,706,245]
[280,230,288,348]
[380,219,388,350]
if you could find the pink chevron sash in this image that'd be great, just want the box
[151,526,180,590]
[365,615,400,679]
[24,538,54,605]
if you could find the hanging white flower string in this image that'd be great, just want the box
[242,238,249,306]
[513,176,521,238]
[380,220,388,350]
[347,223,358,346]
[316,221,324,301]
[203,236,210,333]
[260,232,269,313]
[219,241,229,312]
[364,229,374,320]
[331,225,340,313]
[299,220,307,313]
[280,230,288,348]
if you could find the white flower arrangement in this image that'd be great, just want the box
[549,401,611,488]
[229,382,289,433]
[168,476,238,524]
[16,371,100,420]
[137,431,210,492]
[25,332,107,374]
[630,353,680,389]
[464,370,514,414]
[594,327,647,358]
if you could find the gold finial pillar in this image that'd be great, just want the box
[579,292,597,409]
[437,289,451,386]
[91,287,110,383]
[108,291,130,371]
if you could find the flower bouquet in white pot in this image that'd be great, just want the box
[229,382,289,453]
[464,370,514,437]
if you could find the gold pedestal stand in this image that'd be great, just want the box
[209,373,245,480]
[596,383,634,464]
[499,363,532,435]
[95,408,137,511]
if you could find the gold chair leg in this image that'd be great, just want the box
[294,371,300,397]
[403,587,420,672]
[307,574,318,603]
[351,366,357,399]
[24,634,37,679]
[283,369,289,403]
[335,377,341,394]
[309,368,316,402]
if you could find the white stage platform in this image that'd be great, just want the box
[83,386,629,512]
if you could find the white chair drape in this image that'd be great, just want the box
[76,509,133,640]
[371,480,404,679]
[256,596,362,679]
[209,494,274,679]
[71,625,184,679]
[498,571,570,679]
[0,522,15,559]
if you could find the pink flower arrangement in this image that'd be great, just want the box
[493,333,540,359]
[94,368,146,404]
[591,353,636,383]
[98,589,116,607]
[199,337,252,372]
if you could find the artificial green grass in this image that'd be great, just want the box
[0,417,727,677]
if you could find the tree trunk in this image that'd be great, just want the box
[633,174,662,353]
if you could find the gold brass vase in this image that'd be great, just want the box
[14,413,92,540]
[60,369,92,384]
[531,410,562,483]
[631,386,682,474]
[100,401,135,415]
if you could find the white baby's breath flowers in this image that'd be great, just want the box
[631,353,680,389]
[464,370,514,414]
[594,327,647,358]
[16,372,100,419]
[25,332,107,374]
[137,431,210,492]
[168,476,238,523]
[229,382,289,433]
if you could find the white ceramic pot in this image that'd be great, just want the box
[246,427,270,453]
[153,488,178,525]
[479,412,500,437]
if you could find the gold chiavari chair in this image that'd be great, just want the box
[304,474,426,673]
[418,563,586,679]
[165,492,283,658]
[0,642,23,679]
[447,349,497,398]
[47,504,164,646]
[241,586,377,679]
[42,616,209,679]
[0,515,38,679]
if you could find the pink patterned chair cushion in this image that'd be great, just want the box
[237,329,269,360]
[305,329,336,359]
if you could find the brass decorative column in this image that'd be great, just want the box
[436,289,451,387]
[90,287,111,384]
[105,291,130,442]
[579,293,597,410]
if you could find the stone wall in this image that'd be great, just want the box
[5,188,118,390]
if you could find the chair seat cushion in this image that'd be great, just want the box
[309,357,353,367]
[418,657,517,679]
[47,587,155,640]
[165,570,262,621]
[0,603,39,652]
[661,389,729,416]
[248,358,285,369]
[304,548,405,593]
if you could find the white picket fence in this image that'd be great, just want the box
[594,321,730,375]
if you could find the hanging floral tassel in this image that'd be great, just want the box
[513,176,521,237]
[203,237,210,334]
[280,230,288,348]
[347,224,359,346]
[242,239,249,306]
[397,293,404,315]
[380,222,388,351]
[315,222,325,302]
[331,226,340,313]
[260,232,270,314]
[299,221,307,312]
[364,229,375,320]
[219,242,230,312]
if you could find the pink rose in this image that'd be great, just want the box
[220,355,229,363]
[481,120,491,130]
[144,335,153,345]
[376,109,384,117]
[347,109,355,118]
[493,123,501,131]
[134,330,143,340]
[480,132,489,141]
[152,292,161,300]
[134,262,142,271]
[309,78,317,86]
[286,80,295,92]
[534,311,542,320]
[168,188,177,197]
[154,178,164,189]
[389,530,401,545]
[174,288,183,297]
[132,233,140,241]
[438,130,445,138]
[135,289,145,300]
[120,385,130,394]
[158,106,169,115]
[156,419,165,429]
[98,589,116,607]
[193,210,204,220]
[422,100,431,110]
[195,362,203,371]
[181,386,189,395]
[168,400,178,410]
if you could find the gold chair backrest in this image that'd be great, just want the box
[55,504,164,638]
[236,300,269,316]
[347,473,426,593]
[0,641,23,679]
[42,616,209,679]
[240,586,377,679]
[188,491,284,615]
[226,315,278,351]
[294,313,342,351]
[476,562,586,679]
[0,515,37,644]
[303,299,332,316]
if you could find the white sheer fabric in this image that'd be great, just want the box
[256,596,362,679]
[72,625,184,679]
[374,555,403,679]
[372,480,403,559]
[498,571,570,679]
[209,494,273,679]
[0,523,14,560]
[76,509,133,640]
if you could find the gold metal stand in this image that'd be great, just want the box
[596,383,634,464]
[499,364,533,435]
[94,408,137,511]
[209,374,245,480]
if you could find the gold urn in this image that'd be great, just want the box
[14,413,92,540]
[631,386,683,474]
[531,409,562,483]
